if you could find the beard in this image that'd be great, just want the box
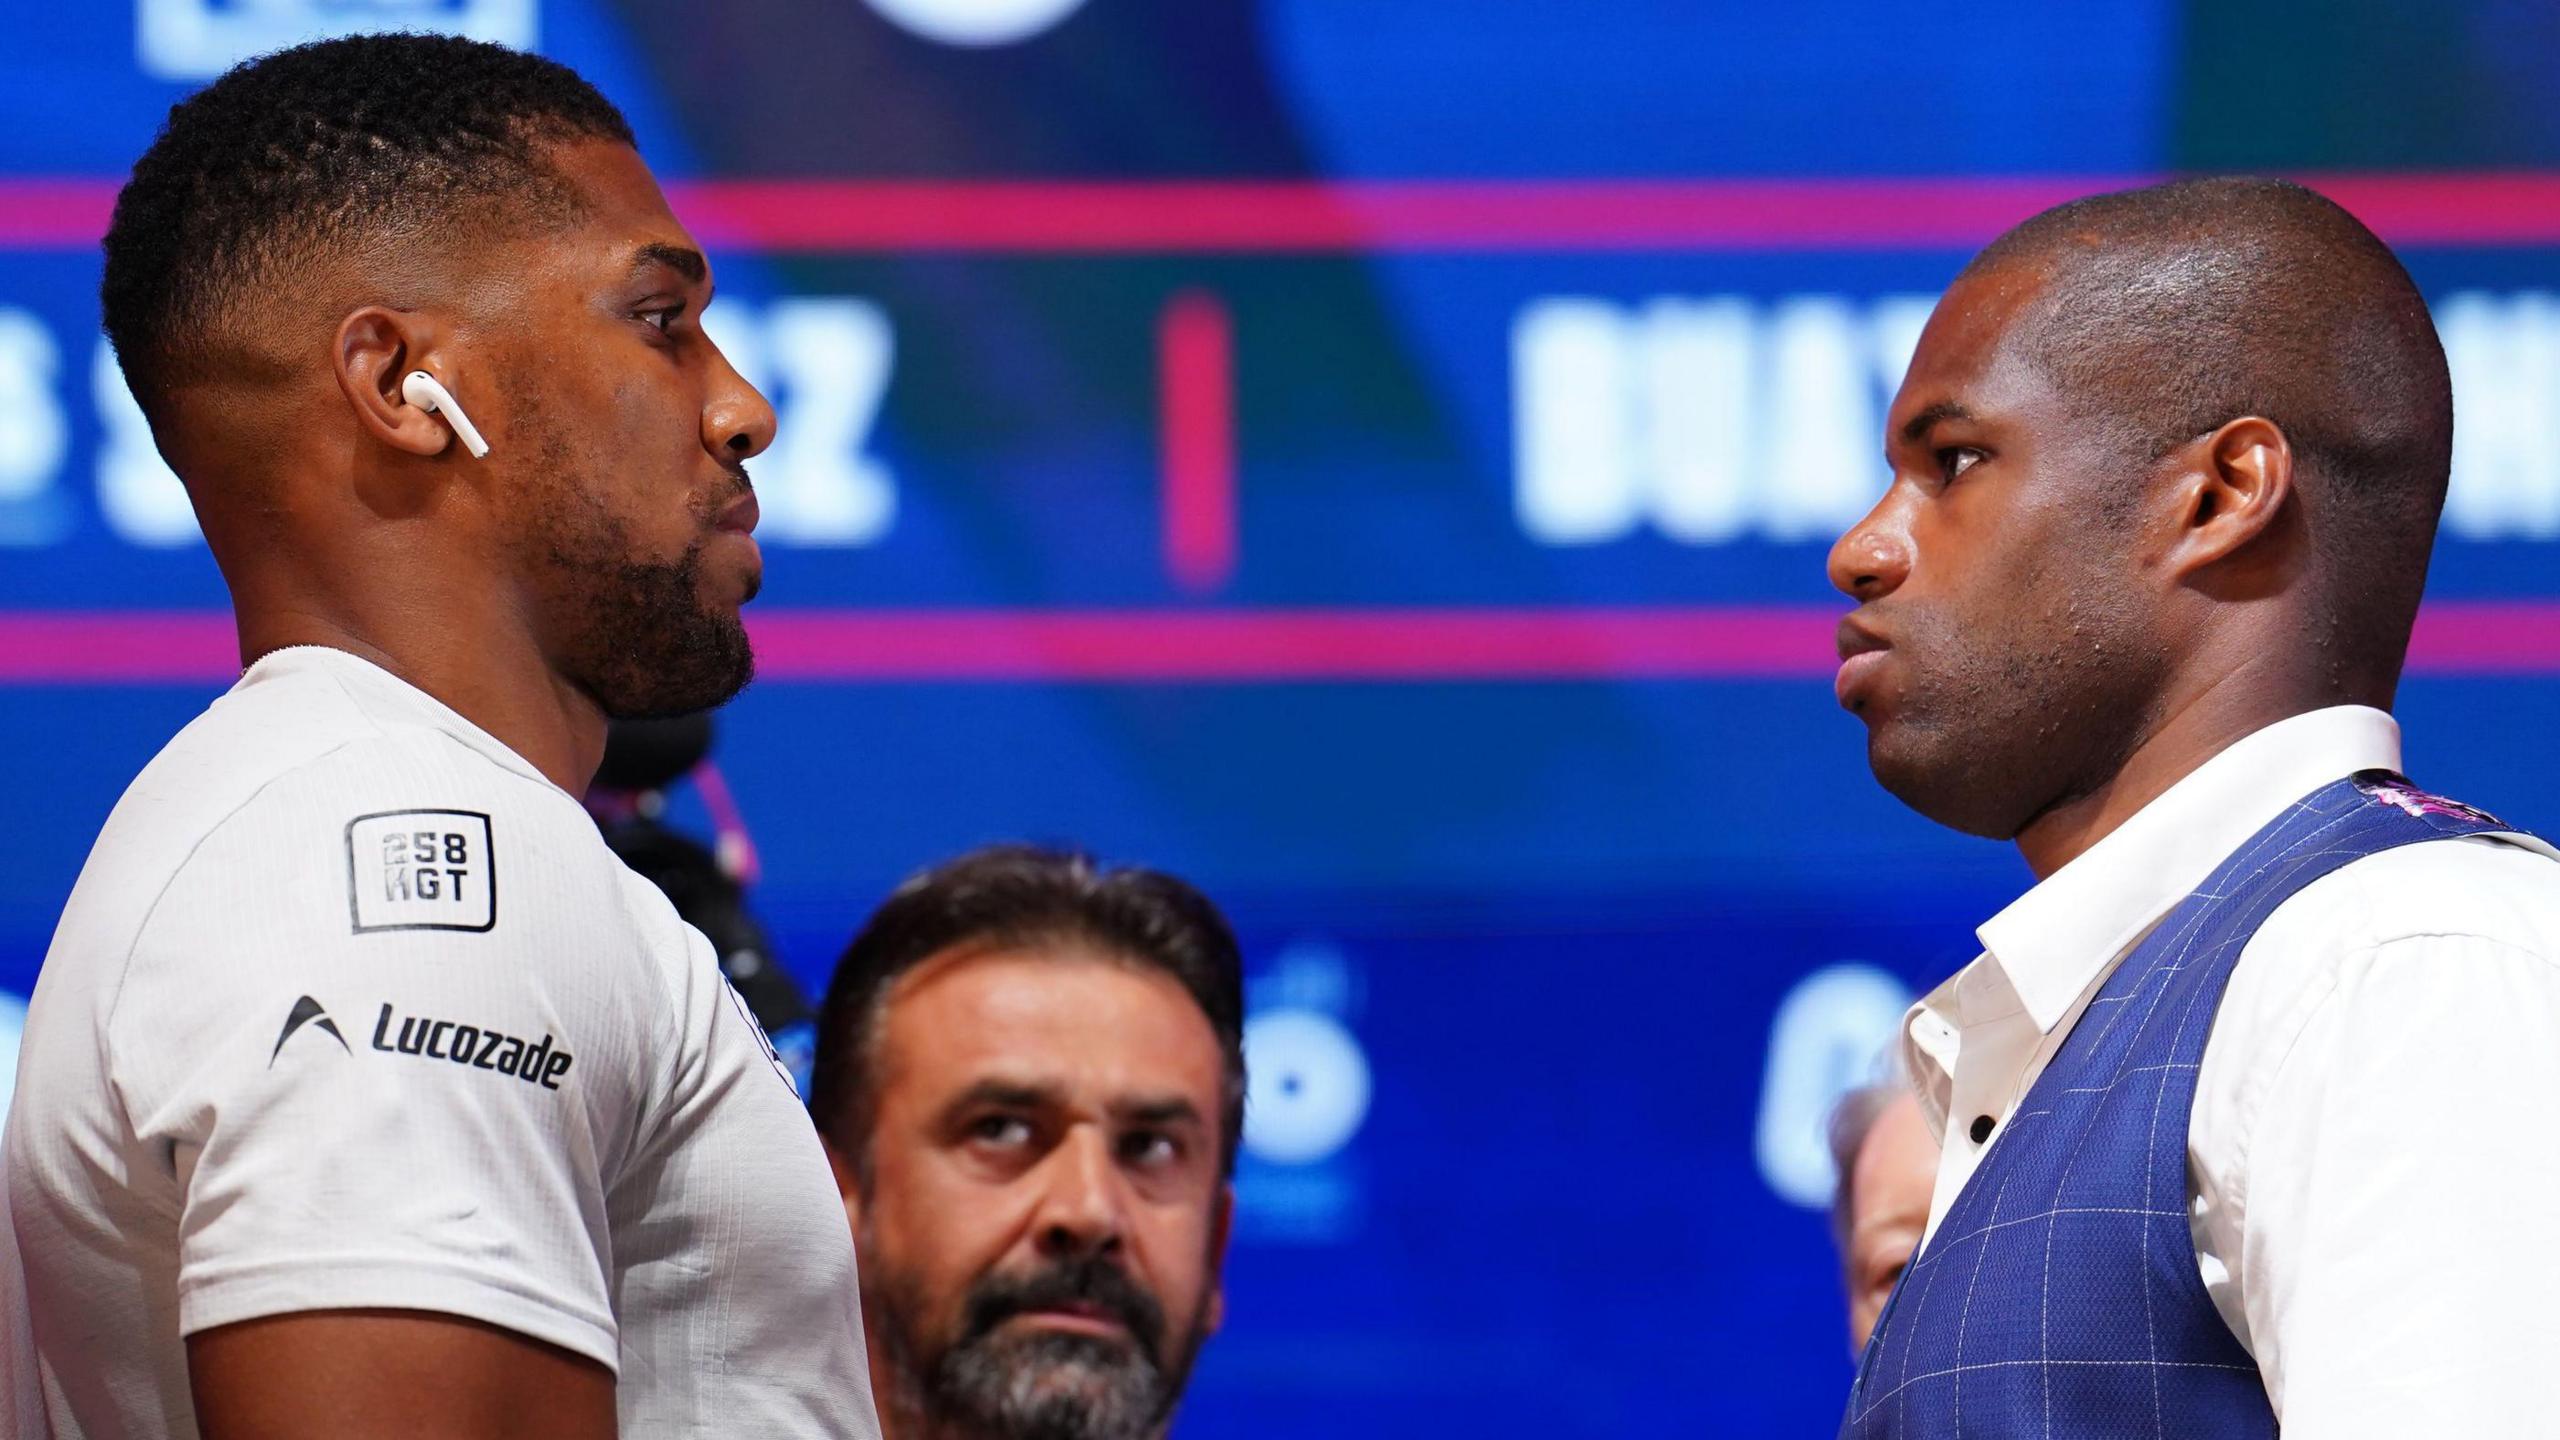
[872,1254,1211,1440]
[516,428,757,721]
[1863,581,2167,841]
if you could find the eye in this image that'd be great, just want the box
[1863,1258,1907,1299]
[1935,446,1985,483]
[1118,1130,1180,1169]
[635,302,688,335]
[967,1114,1034,1149]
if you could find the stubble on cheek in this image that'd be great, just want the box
[856,1244,959,1415]
[1866,542,2162,840]
[499,394,756,717]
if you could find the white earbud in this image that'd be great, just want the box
[401,370,490,459]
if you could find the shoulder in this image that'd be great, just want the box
[2204,833,2560,1142]
[2196,833,2560,1220]
[83,712,671,1035]
[90,723,688,1128]
[2217,834,2560,1059]
[167,726,609,933]
[2269,831,2560,966]
[71,659,605,928]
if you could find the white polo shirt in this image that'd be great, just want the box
[3,646,879,1439]
[1902,705,2560,1438]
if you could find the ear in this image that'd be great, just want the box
[1204,1181,1235,1335]
[333,306,458,458]
[2159,415,2294,580]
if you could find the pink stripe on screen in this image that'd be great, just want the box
[1,603,2552,684]
[10,175,2560,252]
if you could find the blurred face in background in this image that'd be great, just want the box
[840,945,1234,1440]
[1843,1092,1939,1350]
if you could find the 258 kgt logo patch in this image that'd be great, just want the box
[345,809,495,934]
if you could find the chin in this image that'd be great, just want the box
[588,617,756,720]
[1869,729,2031,841]
[708,559,762,611]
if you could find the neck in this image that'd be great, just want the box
[2013,645,2377,881]
[230,567,606,796]
[874,1382,945,1440]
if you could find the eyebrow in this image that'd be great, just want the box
[1898,400,1975,445]
[1117,1096,1206,1130]
[629,241,709,288]
[942,1080,1205,1131]
[949,1079,1060,1114]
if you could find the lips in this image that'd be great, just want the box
[964,1257,1167,1356]
[1835,616,1891,711]
[714,489,760,536]
[1008,1302,1131,1341]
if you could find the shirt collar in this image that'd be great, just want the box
[1976,704,2403,1035]
[237,644,564,795]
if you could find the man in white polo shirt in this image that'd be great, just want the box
[4,34,876,1439]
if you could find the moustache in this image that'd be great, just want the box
[691,462,755,532]
[961,1256,1168,1359]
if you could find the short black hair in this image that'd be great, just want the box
[1967,176,2453,672]
[812,846,1248,1178]
[102,32,633,417]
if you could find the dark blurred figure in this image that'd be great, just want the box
[1826,1080,1938,1351]
[811,846,1243,1440]
[588,713,817,1083]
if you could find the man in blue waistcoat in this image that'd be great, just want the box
[1829,176,2560,1437]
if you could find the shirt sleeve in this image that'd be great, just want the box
[2235,932,2560,1436]
[103,736,664,1370]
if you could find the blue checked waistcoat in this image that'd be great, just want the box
[1841,770,2523,1440]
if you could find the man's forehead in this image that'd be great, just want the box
[1920,263,2049,368]
[1891,262,2056,427]
[876,946,1224,1092]
[537,136,707,284]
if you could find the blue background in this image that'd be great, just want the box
[5,2,2560,1433]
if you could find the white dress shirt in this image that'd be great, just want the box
[1901,705,2560,1437]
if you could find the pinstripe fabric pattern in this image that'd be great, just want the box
[1841,771,2519,1439]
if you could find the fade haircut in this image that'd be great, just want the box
[102,32,633,421]
[813,846,1249,1180]
[1965,176,2454,669]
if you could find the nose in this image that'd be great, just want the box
[1828,488,1913,601]
[701,339,777,463]
[1031,1126,1126,1263]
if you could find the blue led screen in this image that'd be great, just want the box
[4,2,2560,1432]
